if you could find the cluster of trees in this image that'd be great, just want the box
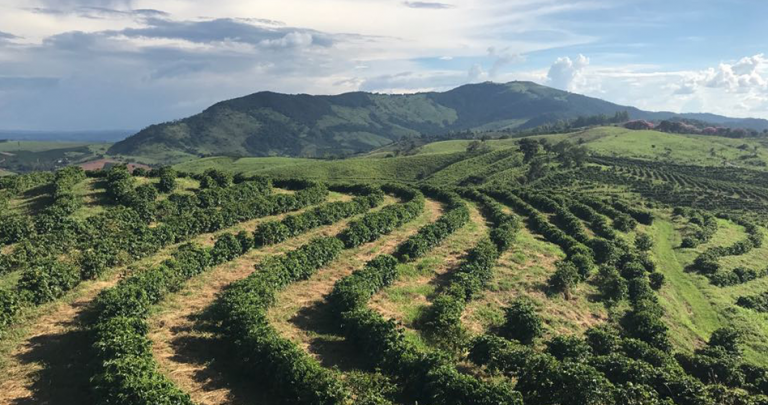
[516,138,590,184]
[657,120,765,138]
[624,118,767,139]
[507,111,631,137]
[421,190,520,347]
[737,291,768,312]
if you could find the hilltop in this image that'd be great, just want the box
[107,81,768,164]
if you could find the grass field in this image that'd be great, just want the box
[174,153,466,183]
[649,212,768,366]
[585,127,768,168]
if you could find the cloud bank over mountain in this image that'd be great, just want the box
[0,0,766,130]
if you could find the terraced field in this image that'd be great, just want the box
[2,131,768,404]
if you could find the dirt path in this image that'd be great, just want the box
[0,192,346,405]
[267,199,443,371]
[0,276,117,405]
[369,202,488,332]
[147,197,404,405]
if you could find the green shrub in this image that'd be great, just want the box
[500,298,542,344]
[548,260,580,298]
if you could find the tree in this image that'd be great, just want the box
[518,138,541,163]
[708,327,742,355]
[649,272,665,290]
[466,140,491,154]
[525,157,549,183]
[595,265,627,304]
[157,167,177,193]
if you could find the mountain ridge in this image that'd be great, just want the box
[108,81,768,163]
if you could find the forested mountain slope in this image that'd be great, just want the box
[108,81,768,163]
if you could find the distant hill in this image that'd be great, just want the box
[108,81,768,163]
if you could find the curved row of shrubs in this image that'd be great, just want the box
[515,189,595,245]
[92,243,218,404]
[332,259,522,405]
[690,216,764,286]
[486,189,592,259]
[253,186,384,246]
[394,186,470,262]
[567,198,618,240]
[214,237,350,405]
[609,198,655,225]
[737,291,768,312]
[338,184,425,248]
[577,194,638,232]
[0,179,327,335]
[468,326,767,405]
[674,207,719,248]
[89,184,388,405]
[420,189,520,346]
[0,171,54,195]
[328,189,525,405]
[0,166,87,245]
[211,185,425,405]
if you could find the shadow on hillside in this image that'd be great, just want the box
[290,298,372,372]
[16,184,54,215]
[166,310,281,405]
[10,301,95,405]
[83,179,111,208]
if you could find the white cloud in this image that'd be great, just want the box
[530,54,768,119]
[259,32,313,49]
[467,63,486,82]
[546,54,589,90]
[488,46,525,78]
[0,0,767,130]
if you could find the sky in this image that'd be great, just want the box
[0,0,766,131]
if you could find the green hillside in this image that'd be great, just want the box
[109,81,768,164]
[3,125,768,404]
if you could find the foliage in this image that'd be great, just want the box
[500,298,543,345]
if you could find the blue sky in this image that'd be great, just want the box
[0,0,766,131]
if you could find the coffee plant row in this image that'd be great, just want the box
[211,184,424,405]
[89,183,387,404]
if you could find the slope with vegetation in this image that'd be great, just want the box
[1,120,768,404]
[107,81,768,164]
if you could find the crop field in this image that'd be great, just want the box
[1,128,768,404]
